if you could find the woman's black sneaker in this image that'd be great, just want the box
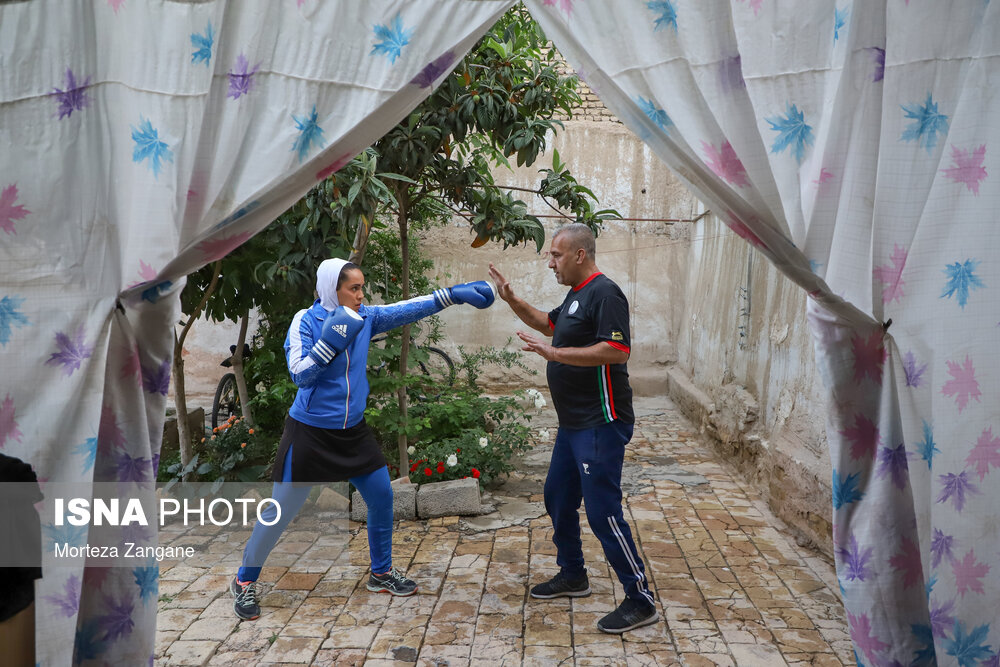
[597,597,660,633]
[367,568,418,596]
[529,571,591,599]
[230,576,261,620]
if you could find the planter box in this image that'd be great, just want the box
[416,478,480,518]
[351,477,416,522]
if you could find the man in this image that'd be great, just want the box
[488,223,659,634]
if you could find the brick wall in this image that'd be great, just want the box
[559,78,621,123]
[551,52,621,123]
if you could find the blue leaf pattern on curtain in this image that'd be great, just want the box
[0,1,516,663]
[525,0,1000,663]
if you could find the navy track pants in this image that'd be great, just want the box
[545,420,654,604]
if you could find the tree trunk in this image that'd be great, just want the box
[348,213,373,265]
[395,191,411,478]
[231,311,254,426]
[171,333,192,472]
[174,260,222,473]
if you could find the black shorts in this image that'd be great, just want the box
[0,575,36,622]
[271,416,386,483]
[0,453,43,622]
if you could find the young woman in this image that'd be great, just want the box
[231,257,494,620]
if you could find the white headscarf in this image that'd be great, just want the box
[316,258,350,311]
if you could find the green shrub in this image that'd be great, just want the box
[160,414,270,489]
[367,344,536,485]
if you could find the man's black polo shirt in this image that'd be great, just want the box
[546,272,634,428]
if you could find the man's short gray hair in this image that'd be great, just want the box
[553,222,596,259]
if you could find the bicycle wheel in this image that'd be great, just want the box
[212,373,240,429]
[418,346,455,387]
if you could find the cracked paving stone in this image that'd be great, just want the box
[312,648,367,665]
[772,628,834,653]
[673,629,729,653]
[623,649,682,666]
[323,624,378,649]
[523,644,574,663]
[431,599,478,623]
[165,640,222,665]
[262,636,323,664]
[179,616,238,642]
[423,621,475,645]
[158,608,202,633]
[417,642,473,665]
[217,626,273,653]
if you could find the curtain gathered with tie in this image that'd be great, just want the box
[524,1,999,663]
[0,1,512,663]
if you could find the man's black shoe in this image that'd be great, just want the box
[529,571,591,599]
[367,568,418,597]
[597,596,660,633]
[229,576,261,620]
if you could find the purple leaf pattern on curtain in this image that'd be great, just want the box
[51,68,91,119]
[520,2,1000,661]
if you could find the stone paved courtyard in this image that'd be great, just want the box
[155,395,854,666]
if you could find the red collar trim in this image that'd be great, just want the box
[572,272,602,292]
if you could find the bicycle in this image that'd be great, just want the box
[369,334,455,388]
[212,343,250,430]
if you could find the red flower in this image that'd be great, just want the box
[436,462,445,473]
[424,467,432,476]
[456,448,461,453]
[410,463,418,472]
[472,468,481,479]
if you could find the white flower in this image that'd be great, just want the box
[446,454,458,467]
[526,388,541,399]
[407,446,415,455]
[533,395,546,409]
[538,428,550,440]
[478,436,489,449]
[255,382,266,393]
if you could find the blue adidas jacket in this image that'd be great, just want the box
[284,295,443,429]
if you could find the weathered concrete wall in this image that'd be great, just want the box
[420,121,696,395]
[665,211,833,552]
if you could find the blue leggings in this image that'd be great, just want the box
[238,445,394,582]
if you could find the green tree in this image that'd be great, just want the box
[173,5,618,474]
[329,5,618,475]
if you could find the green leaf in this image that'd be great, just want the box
[180,453,201,476]
[379,172,419,185]
[347,181,362,206]
[483,37,508,59]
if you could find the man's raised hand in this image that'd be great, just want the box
[488,263,515,303]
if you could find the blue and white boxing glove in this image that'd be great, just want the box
[433,281,495,310]
[309,306,364,366]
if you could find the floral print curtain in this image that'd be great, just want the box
[524,0,999,663]
[0,1,512,663]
